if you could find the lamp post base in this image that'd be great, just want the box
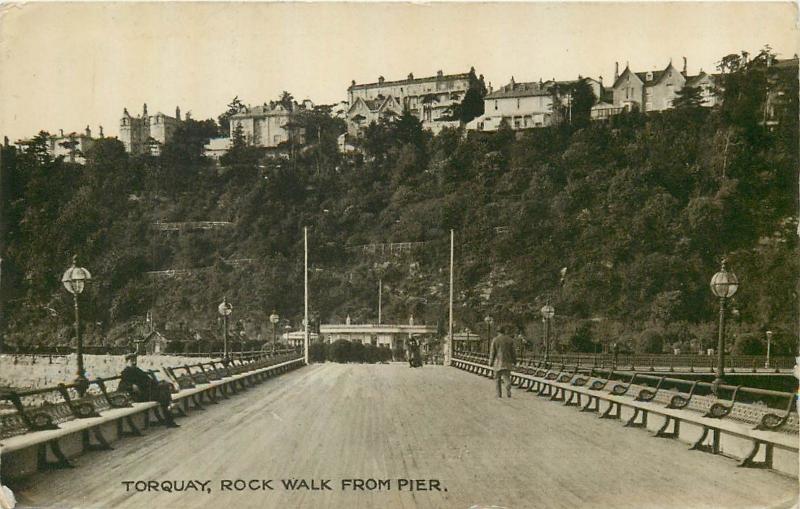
[74,374,89,397]
[711,377,724,396]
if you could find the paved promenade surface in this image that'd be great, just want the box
[11,363,799,509]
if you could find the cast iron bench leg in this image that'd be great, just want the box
[581,395,599,413]
[654,416,680,439]
[82,427,113,452]
[564,391,581,407]
[690,426,720,454]
[624,408,648,428]
[599,401,620,420]
[118,415,143,437]
[739,441,773,469]
[38,441,73,471]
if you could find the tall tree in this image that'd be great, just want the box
[217,96,245,137]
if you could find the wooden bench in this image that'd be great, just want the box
[451,355,798,473]
[1,354,305,480]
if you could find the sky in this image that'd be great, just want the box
[0,2,797,141]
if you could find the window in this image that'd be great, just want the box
[517,98,520,109]
[494,100,498,110]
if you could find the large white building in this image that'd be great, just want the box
[346,68,484,135]
[467,76,603,132]
[229,102,306,149]
[120,104,182,155]
[320,322,437,350]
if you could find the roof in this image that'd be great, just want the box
[486,81,551,99]
[772,57,799,71]
[684,72,716,87]
[320,323,438,334]
[348,95,401,115]
[613,62,684,89]
[349,71,473,91]
[634,69,667,86]
[231,104,292,119]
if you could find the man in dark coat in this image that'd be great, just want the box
[120,354,179,428]
[489,325,517,398]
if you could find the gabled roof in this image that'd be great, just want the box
[486,80,550,99]
[685,71,716,87]
[614,62,683,89]
[348,95,402,115]
[612,66,642,89]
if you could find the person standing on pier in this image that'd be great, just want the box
[489,325,516,398]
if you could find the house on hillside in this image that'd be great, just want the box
[611,58,716,113]
[120,104,182,155]
[684,71,719,107]
[467,78,554,131]
[16,126,102,164]
[346,68,484,135]
[466,76,603,131]
[346,95,403,137]
[229,102,307,149]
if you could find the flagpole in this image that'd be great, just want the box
[304,227,309,365]
[447,229,454,366]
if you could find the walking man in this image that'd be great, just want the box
[489,325,517,398]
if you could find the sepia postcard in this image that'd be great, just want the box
[0,2,798,508]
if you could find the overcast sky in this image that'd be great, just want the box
[0,2,797,141]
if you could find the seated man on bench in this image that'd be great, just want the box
[120,353,180,428]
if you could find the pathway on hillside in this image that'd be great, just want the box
[12,363,798,509]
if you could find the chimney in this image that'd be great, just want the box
[682,56,687,76]
[487,82,493,94]
[175,106,181,121]
[407,72,414,80]
[378,76,385,84]
[99,125,104,137]
[59,129,64,137]
[351,79,356,87]
[85,125,91,137]
[143,103,148,116]
[437,70,443,78]
[599,75,603,87]
[614,61,619,80]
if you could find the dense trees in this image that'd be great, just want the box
[1,50,796,356]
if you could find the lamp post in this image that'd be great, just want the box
[270,310,279,354]
[765,330,773,369]
[61,255,91,395]
[710,259,739,391]
[218,297,232,363]
[484,316,493,354]
[541,302,555,364]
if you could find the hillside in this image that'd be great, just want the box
[1,51,797,356]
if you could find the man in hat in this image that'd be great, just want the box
[489,325,517,398]
[120,353,180,428]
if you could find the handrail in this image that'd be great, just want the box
[451,352,797,413]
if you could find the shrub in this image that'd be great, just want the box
[733,333,764,355]
[635,328,665,354]
[309,342,327,363]
[328,339,352,363]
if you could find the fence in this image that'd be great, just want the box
[454,350,796,372]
